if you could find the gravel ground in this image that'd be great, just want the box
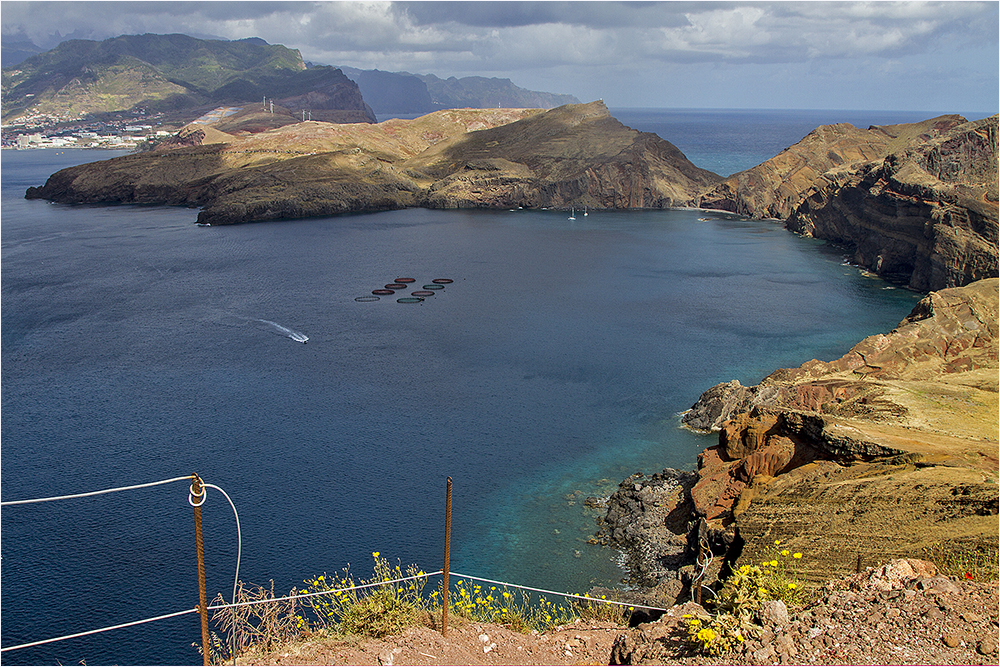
[243,560,998,665]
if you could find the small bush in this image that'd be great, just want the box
[683,541,805,656]
[339,586,419,637]
[297,552,427,638]
[207,580,300,663]
[574,595,634,625]
[443,580,581,632]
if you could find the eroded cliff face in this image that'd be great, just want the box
[597,280,998,604]
[786,116,999,291]
[699,115,999,291]
[680,278,998,584]
[698,116,969,219]
[25,102,722,224]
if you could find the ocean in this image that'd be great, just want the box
[1,109,930,665]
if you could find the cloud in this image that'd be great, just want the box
[1,1,995,111]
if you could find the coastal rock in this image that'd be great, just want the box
[698,116,967,220]
[758,599,790,628]
[607,279,997,594]
[700,279,998,583]
[786,115,999,291]
[699,114,998,291]
[603,562,998,667]
[25,101,722,224]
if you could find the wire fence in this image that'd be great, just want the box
[0,474,670,658]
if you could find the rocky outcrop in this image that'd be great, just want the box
[786,116,999,291]
[608,560,998,665]
[689,278,999,583]
[26,102,721,224]
[698,116,969,219]
[602,279,998,595]
[699,115,998,291]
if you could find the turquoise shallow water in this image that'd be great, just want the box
[1,130,922,664]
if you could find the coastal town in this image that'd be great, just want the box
[0,107,171,149]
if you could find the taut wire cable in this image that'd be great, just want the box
[447,572,669,612]
[206,570,445,611]
[0,608,198,652]
[0,475,195,506]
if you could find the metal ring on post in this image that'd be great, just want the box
[188,483,206,507]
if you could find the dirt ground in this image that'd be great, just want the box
[239,561,998,666]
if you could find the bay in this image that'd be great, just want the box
[1,113,922,665]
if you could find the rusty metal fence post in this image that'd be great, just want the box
[441,477,452,636]
[190,474,211,666]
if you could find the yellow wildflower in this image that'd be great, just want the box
[770,560,779,567]
[781,550,790,556]
[696,628,716,645]
[793,552,803,559]
[774,539,781,546]
[788,583,798,590]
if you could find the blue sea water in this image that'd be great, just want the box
[611,107,994,176]
[1,111,926,665]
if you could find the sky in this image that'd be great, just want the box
[2,1,998,113]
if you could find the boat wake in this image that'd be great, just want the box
[257,319,309,343]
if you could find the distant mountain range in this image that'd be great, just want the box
[1,33,580,124]
[337,66,580,115]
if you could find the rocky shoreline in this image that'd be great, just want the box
[590,278,998,610]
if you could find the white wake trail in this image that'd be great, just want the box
[256,319,309,343]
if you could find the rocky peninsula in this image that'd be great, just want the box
[24,101,720,224]
[594,277,998,609]
[25,105,997,293]
[699,114,998,291]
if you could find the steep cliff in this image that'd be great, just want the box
[698,116,969,220]
[786,116,999,291]
[679,278,998,584]
[698,115,998,291]
[26,102,722,224]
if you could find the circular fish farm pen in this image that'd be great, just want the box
[359,277,454,303]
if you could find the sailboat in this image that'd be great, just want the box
[568,208,576,220]
[584,206,588,217]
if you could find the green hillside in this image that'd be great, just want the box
[1,33,372,123]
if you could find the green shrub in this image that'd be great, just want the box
[297,552,427,638]
[683,541,805,656]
